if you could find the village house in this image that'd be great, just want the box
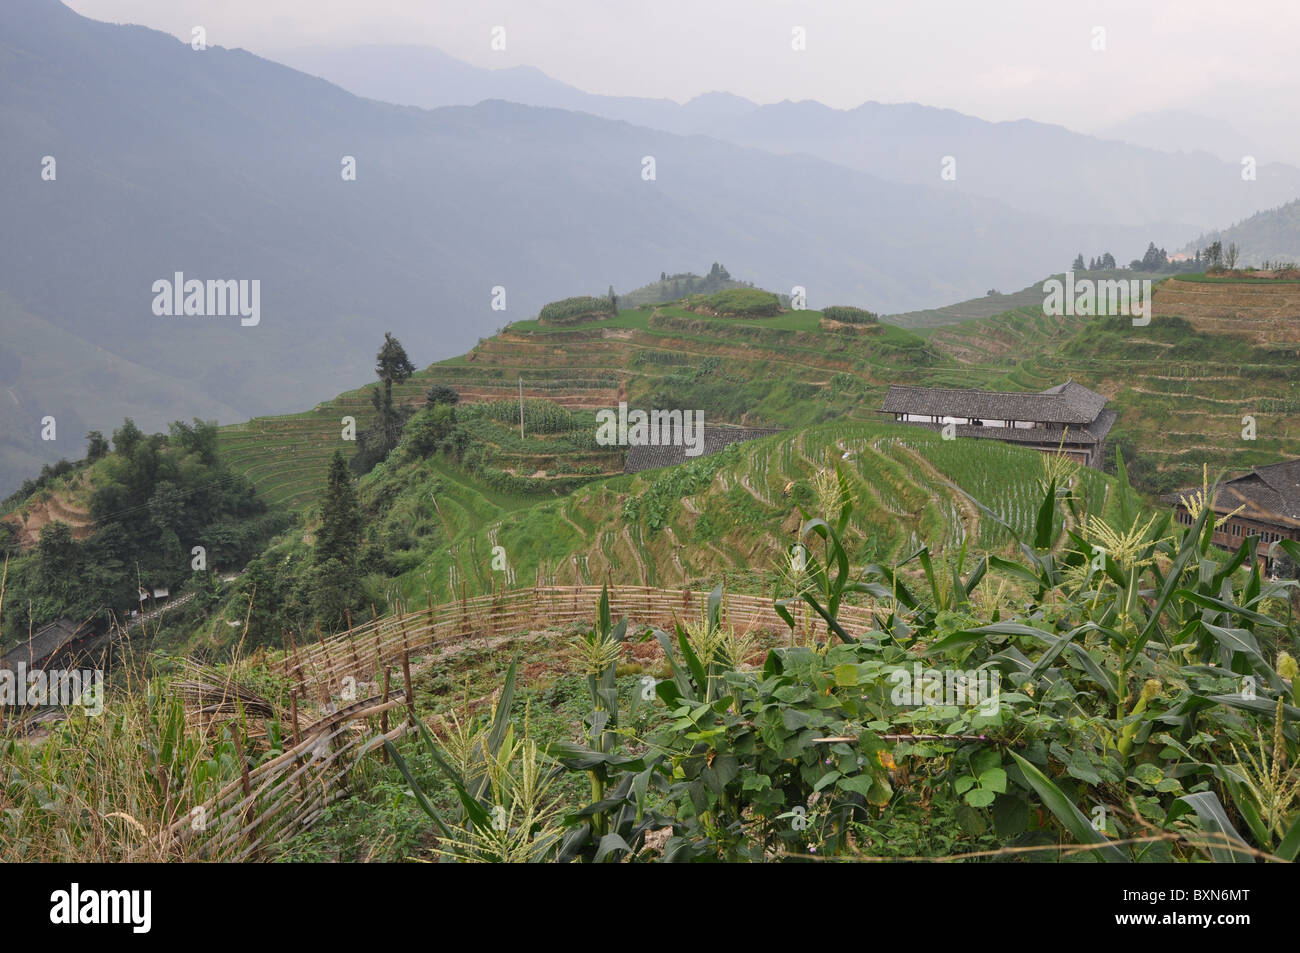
[878,380,1116,467]
[0,617,90,673]
[1170,459,1300,570]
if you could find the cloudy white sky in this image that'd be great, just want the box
[64,0,1300,134]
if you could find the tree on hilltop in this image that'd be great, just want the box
[86,431,109,463]
[372,332,416,451]
[1140,242,1169,271]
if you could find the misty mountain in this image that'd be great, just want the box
[1091,109,1258,164]
[0,0,1169,494]
[286,44,1300,232]
[275,44,758,135]
[1179,198,1300,266]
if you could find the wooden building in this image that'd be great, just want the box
[1,618,89,673]
[1171,459,1300,566]
[879,379,1116,467]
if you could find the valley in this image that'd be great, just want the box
[4,0,1300,873]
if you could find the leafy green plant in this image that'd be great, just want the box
[547,585,672,862]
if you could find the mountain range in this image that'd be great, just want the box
[1,0,1297,497]
[277,43,1300,229]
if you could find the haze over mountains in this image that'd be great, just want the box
[1,0,1297,497]
[279,44,1300,230]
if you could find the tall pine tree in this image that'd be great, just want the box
[317,450,362,568]
[373,332,416,450]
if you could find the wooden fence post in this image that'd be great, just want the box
[401,649,416,728]
[315,622,331,704]
[347,608,361,674]
[230,727,257,852]
[380,666,392,763]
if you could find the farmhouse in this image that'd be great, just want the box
[0,617,88,672]
[879,380,1115,467]
[1170,459,1300,565]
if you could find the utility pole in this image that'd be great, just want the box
[518,376,525,439]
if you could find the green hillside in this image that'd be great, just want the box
[363,418,1123,609]
[885,271,1166,332]
[216,272,1300,521]
[19,273,1300,652]
[217,300,940,511]
[927,278,1300,492]
[1180,197,1300,266]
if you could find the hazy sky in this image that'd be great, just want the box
[64,0,1300,131]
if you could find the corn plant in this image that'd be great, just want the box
[384,657,565,862]
[548,585,672,862]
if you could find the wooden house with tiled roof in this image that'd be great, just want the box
[1,618,89,672]
[1170,459,1300,565]
[879,379,1115,467]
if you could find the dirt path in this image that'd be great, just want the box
[662,526,688,580]
[556,502,591,543]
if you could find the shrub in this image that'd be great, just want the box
[821,305,878,325]
[464,399,580,435]
[537,296,615,326]
[425,383,460,406]
[401,405,458,458]
[693,288,781,317]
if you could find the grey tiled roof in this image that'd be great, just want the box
[1,618,85,671]
[1174,459,1300,525]
[624,426,782,473]
[900,408,1116,448]
[880,380,1107,425]
[1206,460,1300,520]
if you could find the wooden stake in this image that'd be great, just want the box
[401,649,416,727]
[380,667,392,763]
[231,727,257,849]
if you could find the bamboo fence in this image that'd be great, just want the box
[159,692,414,861]
[276,584,880,698]
[174,584,877,860]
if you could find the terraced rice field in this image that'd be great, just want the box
[217,306,939,511]
[389,419,1127,606]
[1154,277,1300,344]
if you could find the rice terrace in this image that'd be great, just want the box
[2,0,1299,916]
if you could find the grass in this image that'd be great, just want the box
[212,275,1300,548]
[362,418,1136,607]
